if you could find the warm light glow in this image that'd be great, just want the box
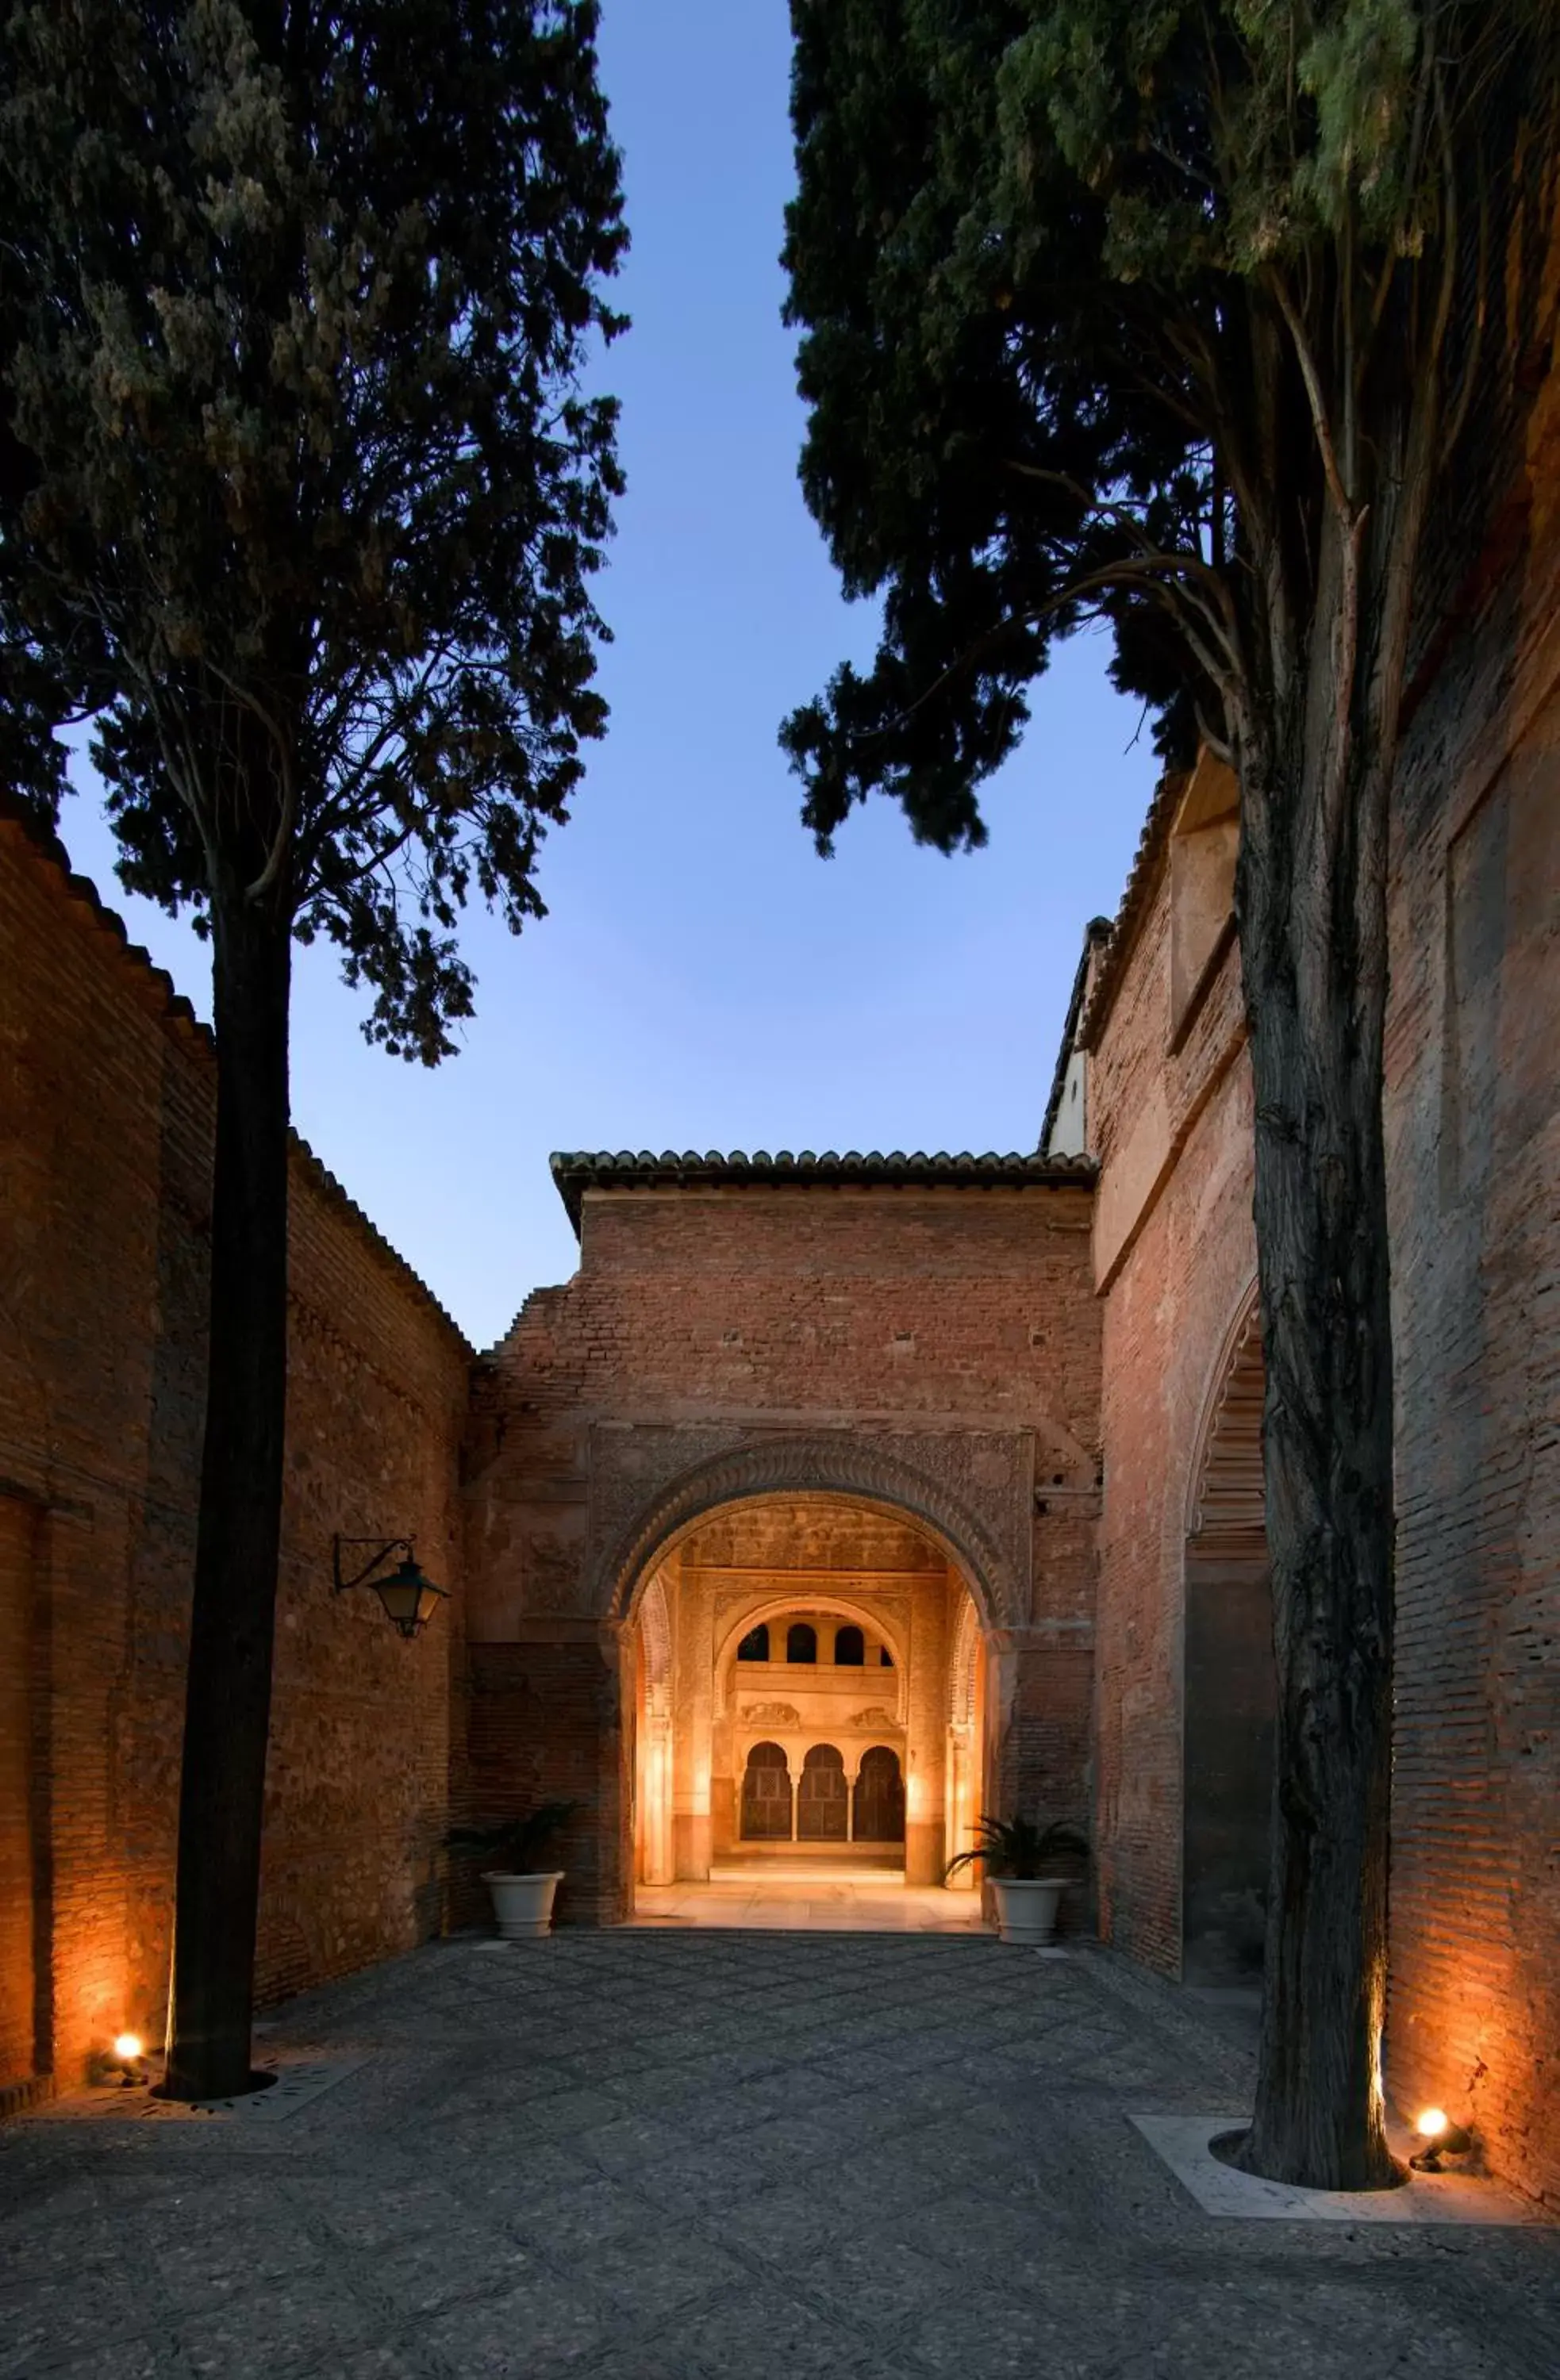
[1417,2107,1449,2138]
[113,2033,144,2063]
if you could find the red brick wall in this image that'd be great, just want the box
[1377,322,1560,2206]
[0,813,471,2095]
[466,1633,627,1925]
[1086,287,1560,2202]
[1087,887,1259,1977]
[466,1180,1104,1909]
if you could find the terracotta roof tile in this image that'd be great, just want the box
[550,1145,1096,1233]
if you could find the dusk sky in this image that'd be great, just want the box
[60,0,1159,1349]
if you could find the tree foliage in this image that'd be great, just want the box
[1,0,628,2102]
[2,0,625,1054]
[782,0,1544,848]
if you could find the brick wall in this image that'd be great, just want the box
[0,812,471,2096]
[1085,862,1260,1978]
[1084,241,1560,2201]
[1377,282,1560,2205]
[465,1176,1104,1915]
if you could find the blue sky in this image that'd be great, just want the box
[59,1,1158,1350]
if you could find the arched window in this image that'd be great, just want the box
[853,1746,906,1843]
[740,1742,792,1840]
[736,1623,770,1662]
[832,1625,864,1666]
[879,1645,894,1668]
[786,1622,817,1664]
[797,1743,848,1841]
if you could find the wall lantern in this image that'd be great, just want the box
[332,1536,448,1638]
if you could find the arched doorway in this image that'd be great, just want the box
[853,1746,905,1844]
[797,1744,849,1840]
[622,1476,994,1918]
[740,1742,793,1841]
[1183,1289,1275,1982]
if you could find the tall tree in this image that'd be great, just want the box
[0,0,625,2099]
[782,1,1557,2186]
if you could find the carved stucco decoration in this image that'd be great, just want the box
[637,1566,673,1720]
[712,1587,909,1722]
[740,1701,802,1727]
[1186,1281,1265,1537]
[588,1424,1032,1631]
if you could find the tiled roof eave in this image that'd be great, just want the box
[549,1147,1097,1234]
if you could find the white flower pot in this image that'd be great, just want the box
[482,1870,563,1940]
[990,1876,1070,1946]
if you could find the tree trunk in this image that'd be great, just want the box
[163,885,292,2102]
[1231,532,1399,2190]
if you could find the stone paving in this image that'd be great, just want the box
[1,1931,1556,2379]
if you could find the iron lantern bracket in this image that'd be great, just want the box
[332,1535,415,1597]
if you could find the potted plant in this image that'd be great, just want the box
[944,1814,1089,1946]
[445,1802,578,1940]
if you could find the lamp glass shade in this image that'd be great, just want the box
[373,1555,447,1638]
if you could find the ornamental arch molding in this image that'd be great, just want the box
[596,1432,1026,1633]
[1185,1280,1265,1538]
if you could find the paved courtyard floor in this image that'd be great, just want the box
[633,1874,985,1929]
[2,1931,1556,2379]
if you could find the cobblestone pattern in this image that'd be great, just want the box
[2,1933,1555,2379]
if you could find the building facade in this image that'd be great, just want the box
[1,229,1555,2202]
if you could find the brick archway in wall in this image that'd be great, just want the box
[1182,1285,1276,1983]
[601,1433,1019,1636]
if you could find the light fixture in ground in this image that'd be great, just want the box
[332,1536,448,1637]
[1411,2106,1474,2171]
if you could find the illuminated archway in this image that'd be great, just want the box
[620,1462,993,1912]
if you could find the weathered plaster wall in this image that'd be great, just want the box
[0,812,470,2102]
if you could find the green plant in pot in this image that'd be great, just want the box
[445,1802,578,1940]
[944,1814,1089,1946]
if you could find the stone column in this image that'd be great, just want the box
[641,1698,675,1885]
[672,1557,714,1879]
[903,1573,949,1884]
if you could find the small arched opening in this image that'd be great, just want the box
[1183,1288,1275,1983]
[854,1745,906,1844]
[797,1744,848,1841]
[833,1624,865,1667]
[740,1742,793,1841]
[786,1622,818,1664]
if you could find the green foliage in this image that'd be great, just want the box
[781,1,1541,849]
[445,1801,580,1872]
[943,1812,1089,1882]
[1,0,625,1058]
